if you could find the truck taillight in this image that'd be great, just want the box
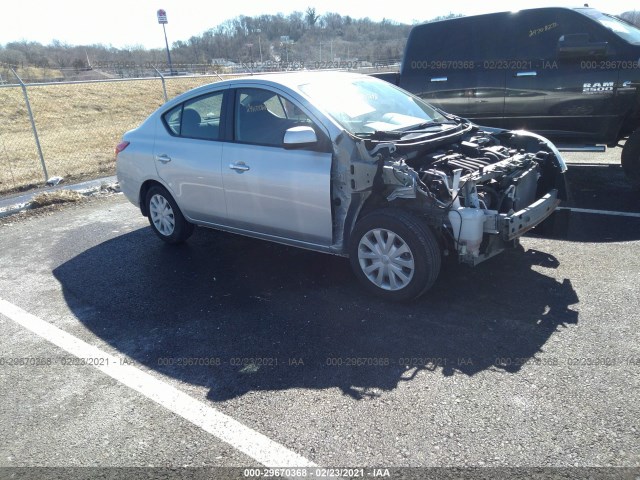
[115,141,130,155]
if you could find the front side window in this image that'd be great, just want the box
[507,10,614,59]
[235,88,315,146]
[162,91,223,140]
[582,10,640,44]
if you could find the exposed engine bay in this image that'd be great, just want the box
[346,123,568,265]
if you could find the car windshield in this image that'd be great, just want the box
[583,10,640,44]
[298,77,450,137]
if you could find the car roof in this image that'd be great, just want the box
[413,6,601,26]
[226,71,367,88]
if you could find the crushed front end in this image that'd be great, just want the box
[346,120,568,265]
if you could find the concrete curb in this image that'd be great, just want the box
[0,176,119,219]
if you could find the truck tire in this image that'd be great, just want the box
[348,209,441,301]
[622,129,640,188]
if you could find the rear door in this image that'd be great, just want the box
[154,89,229,224]
[400,20,473,116]
[400,15,508,122]
[221,87,333,246]
[503,9,620,142]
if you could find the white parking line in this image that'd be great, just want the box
[557,207,640,218]
[562,162,618,167]
[0,298,317,474]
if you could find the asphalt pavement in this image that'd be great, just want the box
[0,149,638,480]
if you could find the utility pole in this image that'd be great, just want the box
[280,36,293,68]
[256,29,263,64]
[246,43,254,65]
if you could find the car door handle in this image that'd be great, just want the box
[229,163,250,172]
[431,77,448,82]
[516,71,537,77]
[155,154,172,163]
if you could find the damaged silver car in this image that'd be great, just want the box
[116,72,567,300]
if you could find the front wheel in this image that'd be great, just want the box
[145,185,194,244]
[348,209,441,301]
[622,129,640,188]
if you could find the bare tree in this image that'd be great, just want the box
[620,10,640,27]
[305,7,320,29]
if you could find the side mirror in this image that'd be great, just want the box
[283,126,318,149]
[557,34,608,58]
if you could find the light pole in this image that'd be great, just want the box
[246,43,253,65]
[280,36,292,67]
[157,9,174,75]
[256,29,263,64]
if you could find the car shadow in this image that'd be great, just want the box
[529,164,640,243]
[564,164,639,213]
[52,227,579,401]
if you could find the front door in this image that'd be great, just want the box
[221,87,333,246]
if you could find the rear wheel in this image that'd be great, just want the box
[145,185,194,244]
[622,129,640,188]
[349,209,441,301]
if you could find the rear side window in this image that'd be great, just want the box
[164,105,182,135]
[582,10,640,45]
[162,91,224,140]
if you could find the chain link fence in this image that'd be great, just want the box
[0,60,401,196]
[0,73,235,195]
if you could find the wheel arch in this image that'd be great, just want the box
[340,192,394,252]
[621,128,640,187]
[614,106,640,144]
[139,179,167,217]
[346,194,449,256]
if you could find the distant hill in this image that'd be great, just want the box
[169,9,412,67]
[1,10,416,81]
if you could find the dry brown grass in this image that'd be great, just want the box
[30,189,83,207]
[0,66,65,83]
[0,75,239,194]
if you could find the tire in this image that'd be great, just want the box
[348,209,441,301]
[622,129,640,188]
[145,185,194,244]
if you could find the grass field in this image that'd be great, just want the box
[0,75,229,194]
[0,66,65,83]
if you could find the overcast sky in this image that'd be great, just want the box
[1,0,638,49]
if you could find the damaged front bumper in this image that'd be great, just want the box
[501,189,560,240]
[457,189,560,266]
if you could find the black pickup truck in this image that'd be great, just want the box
[374,7,640,186]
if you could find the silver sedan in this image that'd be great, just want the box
[116,72,566,300]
